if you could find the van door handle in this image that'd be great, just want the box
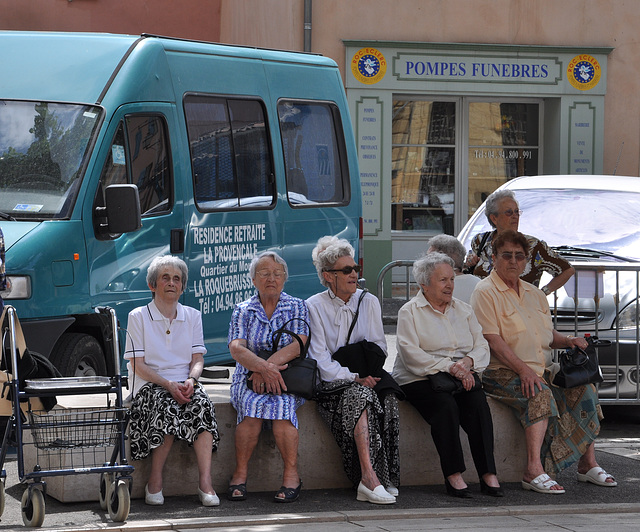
[170,228,184,254]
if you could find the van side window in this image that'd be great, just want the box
[278,101,350,206]
[184,95,275,210]
[97,115,172,217]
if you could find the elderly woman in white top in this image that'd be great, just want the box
[393,252,502,498]
[125,256,220,507]
[306,236,399,505]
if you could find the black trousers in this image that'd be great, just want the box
[402,379,497,479]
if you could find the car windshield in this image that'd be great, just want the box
[0,100,102,219]
[463,188,640,261]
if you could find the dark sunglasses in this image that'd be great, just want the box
[325,264,362,275]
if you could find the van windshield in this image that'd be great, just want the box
[0,100,102,220]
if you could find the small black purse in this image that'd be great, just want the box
[248,318,318,399]
[553,336,607,388]
[428,371,482,394]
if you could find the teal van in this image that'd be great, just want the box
[0,32,361,376]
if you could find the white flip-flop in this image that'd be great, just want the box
[521,473,565,494]
[577,466,617,487]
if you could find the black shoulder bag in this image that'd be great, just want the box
[248,318,318,399]
[331,290,404,400]
[553,336,607,388]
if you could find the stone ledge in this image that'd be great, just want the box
[24,384,526,502]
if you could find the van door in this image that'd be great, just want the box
[181,95,280,362]
[84,104,183,358]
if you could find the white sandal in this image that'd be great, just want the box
[521,473,565,494]
[577,466,617,487]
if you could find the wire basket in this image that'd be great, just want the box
[28,408,128,451]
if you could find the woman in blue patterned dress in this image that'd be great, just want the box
[227,251,308,503]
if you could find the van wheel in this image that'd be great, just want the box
[50,333,107,377]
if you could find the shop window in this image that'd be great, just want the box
[391,100,456,233]
[278,100,349,206]
[184,95,275,210]
[468,102,539,217]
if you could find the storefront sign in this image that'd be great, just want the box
[568,102,595,174]
[356,97,383,235]
[393,53,561,84]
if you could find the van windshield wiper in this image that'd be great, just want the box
[553,245,634,262]
[0,211,16,221]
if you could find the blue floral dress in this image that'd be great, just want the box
[228,292,309,428]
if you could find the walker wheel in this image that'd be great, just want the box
[21,487,45,527]
[99,472,114,510]
[107,479,130,522]
[0,481,5,518]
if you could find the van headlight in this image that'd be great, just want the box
[617,300,640,330]
[1,276,31,299]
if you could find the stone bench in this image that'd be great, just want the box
[24,382,526,502]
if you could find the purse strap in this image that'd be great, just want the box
[271,317,311,356]
[345,289,368,345]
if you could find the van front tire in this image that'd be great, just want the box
[50,333,107,377]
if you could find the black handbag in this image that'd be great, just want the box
[248,318,318,399]
[428,371,482,394]
[553,336,607,388]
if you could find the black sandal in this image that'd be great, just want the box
[274,480,302,503]
[227,483,247,501]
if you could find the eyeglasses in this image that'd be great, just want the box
[255,270,286,279]
[501,209,523,217]
[325,264,361,275]
[499,252,527,261]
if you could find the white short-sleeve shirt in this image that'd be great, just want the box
[124,300,206,396]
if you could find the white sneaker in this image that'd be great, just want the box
[356,482,396,504]
[386,485,399,497]
[198,488,221,506]
[145,484,164,505]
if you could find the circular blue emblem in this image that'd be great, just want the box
[572,61,595,85]
[358,54,381,78]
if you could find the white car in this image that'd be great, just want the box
[458,175,640,401]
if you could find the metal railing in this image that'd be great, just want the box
[376,259,640,405]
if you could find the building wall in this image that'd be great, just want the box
[0,0,223,41]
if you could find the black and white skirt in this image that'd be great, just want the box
[129,382,219,461]
[315,380,400,488]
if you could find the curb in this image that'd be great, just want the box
[36,502,640,531]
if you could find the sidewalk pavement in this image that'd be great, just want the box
[1,327,639,530]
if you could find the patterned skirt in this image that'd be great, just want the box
[482,367,602,474]
[129,382,220,461]
[315,380,400,488]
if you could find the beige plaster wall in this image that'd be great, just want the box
[220,0,640,177]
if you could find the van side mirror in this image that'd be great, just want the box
[104,184,142,234]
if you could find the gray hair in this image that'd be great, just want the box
[485,189,518,228]
[249,251,289,281]
[428,234,466,271]
[413,252,454,287]
[147,255,188,296]
[312,235,354,287]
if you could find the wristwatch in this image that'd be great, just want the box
[541,285,551,296]
[188,377,199,386]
